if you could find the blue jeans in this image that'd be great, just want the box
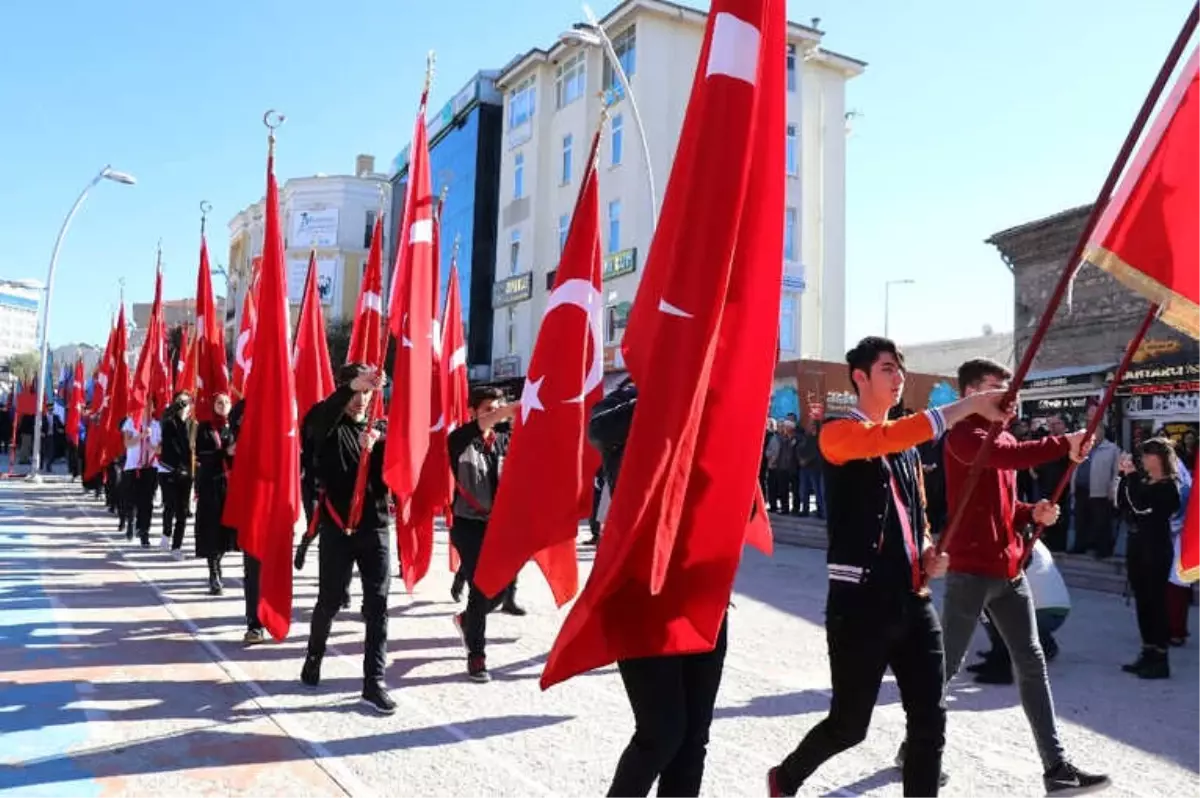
[798,466,825,517]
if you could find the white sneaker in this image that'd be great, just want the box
[159,536,171,551]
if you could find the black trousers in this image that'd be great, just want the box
[609,616,729,797]
[777,588,946,797]
[105,463,120,509]
[450,518,506,659]
[243,554,264,632]
[159,472,192,550]
[67,443,81,478]
[1127,534,1172,649]
[306,521,391,683]
[121,468,157,541]
[1072,496,1115,557]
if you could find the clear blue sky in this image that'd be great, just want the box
[0,0,1191,351]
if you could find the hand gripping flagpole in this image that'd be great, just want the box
[931,4,1198,577]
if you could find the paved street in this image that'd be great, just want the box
[1,476,1197,797]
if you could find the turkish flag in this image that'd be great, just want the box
[348,215,386,366]
[475,132,604,607]
[88,319,115,417]
[66,359,84,447]
[394,193,449,592]
[174,326,191,395]
[94,305,130,479]
[224,139,302,641]
[442,263,469,572]
[383,88,435,520]
[128,269,168,429]
[542,0,783,689]
[231,259,262,400]
[1086,48,1199,338]
[193,234,230,421]
[83,319,118,481]
[293,250,336,424]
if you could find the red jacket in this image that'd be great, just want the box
[943,417,1071,579]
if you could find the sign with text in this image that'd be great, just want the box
[492,355,521,380]
[492,272,533,308]
[286,258,340,305]
[290,208,340,249]
[602,248,638,281]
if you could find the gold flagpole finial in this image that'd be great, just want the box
[264,109,285,155]
[200,200,212,238]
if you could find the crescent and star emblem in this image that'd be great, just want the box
[520,278,603,426]
[236,329,253,375]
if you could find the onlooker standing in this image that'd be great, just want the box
[1037,415,1073,552]
[796,419,825,519]
[1167,463,1193,646]
[1070,404,1121,558]
[767,420,798,514]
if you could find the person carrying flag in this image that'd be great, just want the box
[769,337,1012,798]
[299,364,395,714]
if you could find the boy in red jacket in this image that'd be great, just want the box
[900,358,1109,796]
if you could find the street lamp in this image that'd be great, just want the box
[559,3,657,231]
[29,165,136,482]
[884,278,916,340]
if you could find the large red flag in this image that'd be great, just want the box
[394,192,449,592]
[1084,48,1198,578]
[88,319,116,417]
[128,267,167,430]
[225,134,302,641]
[95,305,130,477]
[83,319,118,481]
[443,259,469,572]
[174,326,191,395]
[231,259,262,400]
[194,234,231,421]
[348,215,385,366]
[383,84,435,520]
[475,132,604,607]
[293,250,336,422]
[542,0,783,689]
[66,358,84,447]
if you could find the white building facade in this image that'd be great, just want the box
[0,282,41,363]
[488,0,863,381]
[226,155,391,341]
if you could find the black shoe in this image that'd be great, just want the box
[582,535,600,547]
[1122,648,1151,674]
[1135,649,1170,680]
[1169,636,1186,647]
[450,583,463,602]
[301,654,321,688]
[467,654,490,683]
[360,682,397,715]
[294,536,312,571]
[500,601,527,617]
[965,653,1003,674]
[1043,638,1060,662]
[1044,761,1111,795]
[973,667,1014,685]
[894,742,950,787]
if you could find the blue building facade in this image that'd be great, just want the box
[390,71,503,375]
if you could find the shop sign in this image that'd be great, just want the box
[1132,337,1183,363]
[1121,361,1200,387]
[602,248,638,281]
[492,356,522,380]
[1021,396,1091,414]
[493,272,533,308]
[1124,392,1200,415]
[826,390,856,408]
[1023,371,1101,391]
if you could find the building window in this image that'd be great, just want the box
[508,77,536,129]
[561,134,573,184]
[784,207,797,262]
[558,214,570,256]
[509,229,521,275]
[506,307,517,355]
[607,199,621,254]
[786,124,798,176]
[555,52,587,109]
[602,26,637,90]
[363,210,377,248]
[611,114,624,166]
[780,295,796,352]
[514,152,525,199]
[786,44,797,93]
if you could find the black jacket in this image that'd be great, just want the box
[448,420,510,522]
[588,381,637,490]
[158,414,192,475]
[305,385,390,532]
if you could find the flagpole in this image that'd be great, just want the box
[933,3,1199,565]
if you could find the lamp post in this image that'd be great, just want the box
[884,278,915,340]
[29,166,136,482]
[559,3,657,231]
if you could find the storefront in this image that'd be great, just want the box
[1113,336,1200,450]
[1019,364,1113,432]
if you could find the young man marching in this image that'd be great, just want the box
[448,386,520,683]
[768,337,1011,798]
[299,364,395,714]
[899,358,1109,795]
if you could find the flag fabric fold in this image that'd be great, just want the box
[293,250,336,423]
[349,216,386,366]
[128,269,169,430]
[475,131,604,607]
[231,258,262,400]
[541,0,783,689]
[224,140,302,641]
[1083,46,1198,578]
[66,359,84,447]
[193,234,231,421]
[442,263,469,572]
